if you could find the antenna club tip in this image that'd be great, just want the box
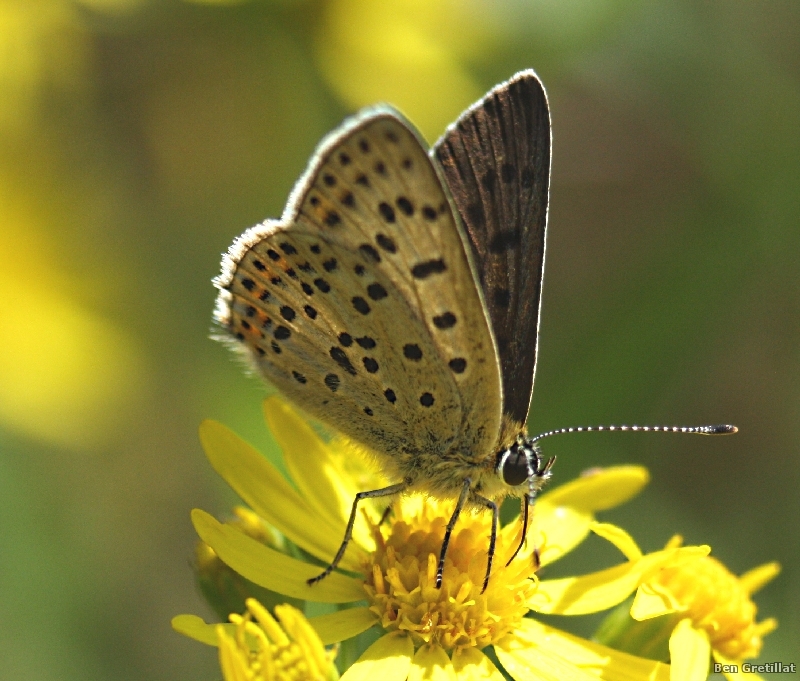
[712,425,738,434]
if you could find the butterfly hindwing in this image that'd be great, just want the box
[433,71,551,426]
[215,111,502,476]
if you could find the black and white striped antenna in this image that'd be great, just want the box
[530,423,737,444]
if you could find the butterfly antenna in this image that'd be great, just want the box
[529,423,737,444]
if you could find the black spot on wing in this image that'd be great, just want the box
[448,358,467,373]
[352,296,371,315]
[396,196,414,216]
[378,202,396,223]
[481,168,496,193]
[324,373,340,391]
[330,347,356,375]
[466,203,485,229]
[432,312,456,329]
[488,229,521,254]
[403,344,422,360]
[367,283,387,300]
[359,244,381,263]
[376,234,397,253]
[411,259,447,279]
[420,392,434,407]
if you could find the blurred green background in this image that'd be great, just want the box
[0,0,797,678]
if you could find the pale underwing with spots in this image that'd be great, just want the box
[213,70,737,592]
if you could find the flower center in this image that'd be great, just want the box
[655,555,767,659]
[218,601,335,681]
[362,495,536,650]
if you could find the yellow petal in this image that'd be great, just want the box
[498,618,671,681]
[530,546,709,615]
[199,419,366,570]
[308,607,378,645]
[754,617,778,638]
[341,632,414,681]
[528,501,593,567]
[591,523,643,561]
[669,619,709,681]
[532,467,649,568]
[630,582,685,620]
[738,562,781,595]
[171,614,234,646]
[496,631,599,680]
[540,466,649,513]
[263,398,377,551]
[452,648,506,681]
[192,509,365,603]
[409,644,456,681]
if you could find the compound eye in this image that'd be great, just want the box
[501,450,529,486]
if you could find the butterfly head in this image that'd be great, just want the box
[495,435,555,500]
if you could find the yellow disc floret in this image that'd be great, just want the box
[653,553,776,660]
[363,495,536,651]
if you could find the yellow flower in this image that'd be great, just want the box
[629,536,780,681]
[174,398,709,680]
[216,599,338,681]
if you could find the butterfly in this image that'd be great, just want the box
[213,71,735,592]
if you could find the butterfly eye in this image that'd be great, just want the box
[498,446,530,486]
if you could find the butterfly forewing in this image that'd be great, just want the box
[215,111,502,478]
[433,71,551,426]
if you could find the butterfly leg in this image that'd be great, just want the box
[307,482,407,586]
[436,477,472,589]
[470,491,499,594]
[378,503,393,525]
[505,493,530,567]
[530,455,556,572]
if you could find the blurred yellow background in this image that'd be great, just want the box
[0,0,797,678]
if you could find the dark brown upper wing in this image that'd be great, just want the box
[432,70,551,425]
